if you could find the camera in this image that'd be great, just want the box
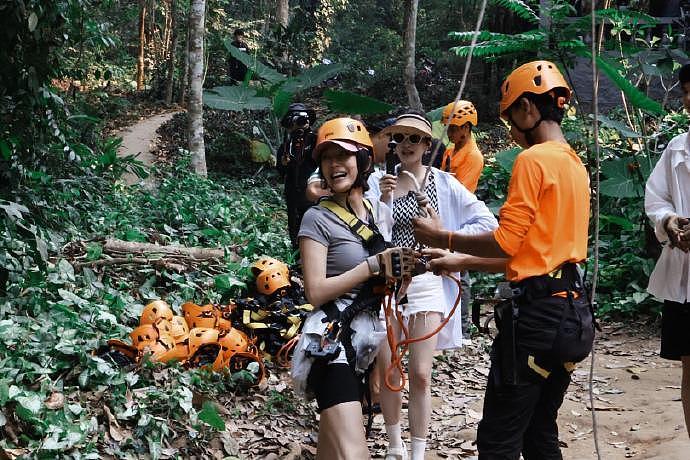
[286,112,310,131]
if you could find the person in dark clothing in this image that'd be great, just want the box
[229,28,250,83]
[277,103,318,249]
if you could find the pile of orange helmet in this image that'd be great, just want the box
[105,300,265,381]
[241,256,313,361]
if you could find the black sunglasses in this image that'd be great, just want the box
[391,133,428,144]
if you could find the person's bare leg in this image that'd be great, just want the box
[407,312,442,460]
[378,317,405,455]
[317,401,370,460]
[682,355,690,438]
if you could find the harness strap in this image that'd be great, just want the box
[319,198,376,243]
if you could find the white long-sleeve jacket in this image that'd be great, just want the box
[367,167,498,349]
[645,130,690,303]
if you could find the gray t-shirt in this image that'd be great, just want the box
[298,205,370,281]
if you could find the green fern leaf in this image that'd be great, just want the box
[448,31,509,42]
[491,0,539,23]
[451,30,544,58]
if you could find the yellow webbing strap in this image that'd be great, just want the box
[319,198,375,242]
[528,355,551,379]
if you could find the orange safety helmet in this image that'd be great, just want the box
[499,60,571,119]
[140,300,174,325]
[255,268,291,297]
[217,328,251,361]
[443,100,478,127]
[153,341,189,364]
[130,324,160,351]
[187,327,220,356]
[251,256,289,278]
[312,117,373,162]
[182,302,217,329]
[169,316,190,342]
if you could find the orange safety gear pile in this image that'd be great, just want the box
[102,256,314,381]
[104,299,266,381]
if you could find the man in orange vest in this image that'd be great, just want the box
[414,61,594,459]
[440,100,484,193]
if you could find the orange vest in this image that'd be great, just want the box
[493,141,590,282]
[441,136,484,193]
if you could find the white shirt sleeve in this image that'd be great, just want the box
[645,148,675,242]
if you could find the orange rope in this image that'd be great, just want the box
[275,334,300,368]
[384,273,463,392]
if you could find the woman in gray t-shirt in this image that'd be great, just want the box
[291,117,398,460]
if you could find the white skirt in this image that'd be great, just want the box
[402,272,446,317]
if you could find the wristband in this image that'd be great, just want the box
[447,231,454,252]
[366,255,381,276]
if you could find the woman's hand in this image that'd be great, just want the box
[379,174,397,203]
[412,207,445,248]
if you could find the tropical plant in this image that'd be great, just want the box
[448,0,682,116]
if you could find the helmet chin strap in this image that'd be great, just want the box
[508,114,543,147]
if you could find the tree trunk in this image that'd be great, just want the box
[188,0,207,176]
[178,24,190,105]
[165,0,178,105]
[539,0,552,49]
[136,0,147,90]
[403,0,422,111]
[277,0,289,28]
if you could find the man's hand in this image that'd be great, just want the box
[422,248,473,275]
[664,215,690,252]
[412,208,445,248]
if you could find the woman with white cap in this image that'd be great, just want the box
[292,117,413,459]
[367,110,497,460]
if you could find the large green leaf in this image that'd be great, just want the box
[495,147,522,173]
[198,401,225,431]
[272,90,293,118]
[323,90,394,115]
[279,63,345,94]
[599,157,652,198]
[204,86,272,112]
[575,49,665,116]
[223,41,286,84]
[595,115,641,138]
[426,105,445,122]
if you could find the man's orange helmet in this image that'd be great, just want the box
[499,60,571,119]
[251,256,289,278]
[255,268,291,297]
[312,117,373,162]
[182,302,217,329]
[140,300,174,325]
[443,100,478,127]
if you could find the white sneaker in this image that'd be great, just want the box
[385,442,408,460]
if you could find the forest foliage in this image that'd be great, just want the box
[1,0,689,456]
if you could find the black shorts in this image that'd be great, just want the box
[307,361,361,412]
[661,300,690,360]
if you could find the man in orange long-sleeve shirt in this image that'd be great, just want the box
[414,61,594,459]
[440,100,484,193]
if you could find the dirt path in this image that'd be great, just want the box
[115,111,180,188]
[217,322,688,459]
[362,323,688,459]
